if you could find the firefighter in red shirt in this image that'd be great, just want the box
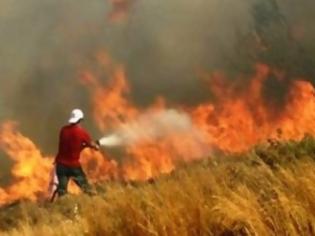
[55,109,100,197]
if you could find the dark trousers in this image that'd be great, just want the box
[56,163,92,196]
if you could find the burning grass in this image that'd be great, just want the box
[1,137,315,235]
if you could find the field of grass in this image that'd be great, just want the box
[1,136,315,236]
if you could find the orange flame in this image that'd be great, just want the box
[0,122,53,204]
[192,64,315,152]
[80,53,138,131]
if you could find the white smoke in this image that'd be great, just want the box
[99,109,204,147]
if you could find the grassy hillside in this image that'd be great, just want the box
[2,136,315,236]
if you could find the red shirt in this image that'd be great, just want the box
[55,124,91,167]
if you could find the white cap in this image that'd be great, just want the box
[68,109,84,124]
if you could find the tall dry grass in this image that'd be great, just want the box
[1,136,315,235]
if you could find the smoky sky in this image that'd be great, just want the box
[0,0,315,156]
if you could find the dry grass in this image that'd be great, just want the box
[2,137,315,235]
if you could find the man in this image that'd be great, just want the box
[54,108,99,197]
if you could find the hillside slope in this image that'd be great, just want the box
[2,137,315,236]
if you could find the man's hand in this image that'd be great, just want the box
[82,141,100,150]
[91,140,100,151]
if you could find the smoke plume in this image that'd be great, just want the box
[0,0,314,154]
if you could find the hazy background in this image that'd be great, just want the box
[0,0,314,174]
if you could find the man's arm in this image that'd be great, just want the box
[81,129,100,150]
